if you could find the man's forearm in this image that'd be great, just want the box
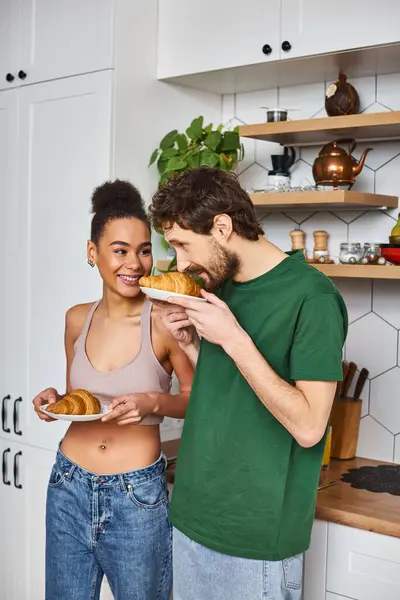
[224,333,322,447]
[152,392,190,419]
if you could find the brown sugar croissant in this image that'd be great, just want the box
[139,272,202,298]
[46,389,101,415]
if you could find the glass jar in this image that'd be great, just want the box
[361,243,381,264]
[339,242,363,264]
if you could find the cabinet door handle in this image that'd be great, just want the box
[18,70,27,80]
[6,73,15,82]
[13,397,22,436]
[262,44,272,55]
[2,449,11,485]
[2,395,11,433]
[13,451,22,489]
[281,41,292,52]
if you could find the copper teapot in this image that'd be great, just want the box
[312,139,372,189]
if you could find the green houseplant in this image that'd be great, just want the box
[149,116,244,271]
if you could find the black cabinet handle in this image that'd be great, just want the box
[6,73,15,82]
[262,44,272,55]
[2,449,11,485]
[13,397,22,436]
[2,395,11,433]
[13,451,22,489]
[281,41,292,52]
[18,70,27,80]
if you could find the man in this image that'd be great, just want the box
[149,167,347,600]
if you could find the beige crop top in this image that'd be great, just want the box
[69,300,172,425]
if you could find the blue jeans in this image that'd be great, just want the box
[45,449,172,600]
[173,528,303,600]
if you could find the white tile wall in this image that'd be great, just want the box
[222,74,400,462]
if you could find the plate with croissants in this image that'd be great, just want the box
[139,272,206,303]
[40,389,110,422]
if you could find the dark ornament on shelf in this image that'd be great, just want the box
[325,73,360,117]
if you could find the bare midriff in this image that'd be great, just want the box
[61,421,161,474]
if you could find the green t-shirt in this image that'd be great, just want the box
[169,251,348,561]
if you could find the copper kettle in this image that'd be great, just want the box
[312,138,372,189]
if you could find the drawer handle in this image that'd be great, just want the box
[262,44,272,55]
[13,397,22,436]
[2,448,11,485]
[2,395,11,433]
[13,451,22,489]
[6,73,15,83]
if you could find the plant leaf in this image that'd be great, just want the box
[204,122,213,134]
[149,148,159,166]
[160,147,178,160]
[204,131,222,152]
[219,152,234,170]
[186,116,204,140]
[165,156,188,172]
[160,129,178,150]
[157,157,169,175]
[187,152,201,168]
[220,131,241,151]
[200,149,219,167]
[176,134,188,151]
[217,123,224,132]
[160,235,170,251]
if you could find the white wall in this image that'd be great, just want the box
[112,0,222,439]
[222,75,400,462]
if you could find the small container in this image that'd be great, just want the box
[362,243,381,264]
[339,242,363,264]
[266,108,287,122]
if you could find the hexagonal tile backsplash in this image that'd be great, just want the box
[221,74,400,463]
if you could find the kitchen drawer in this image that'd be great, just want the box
[326,594,355,600]
[327,523,400,599]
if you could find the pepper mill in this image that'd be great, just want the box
[289,230,306,255]
[313,230,332,263]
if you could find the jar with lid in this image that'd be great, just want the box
[361,243,381,264]
[339,242,363,264]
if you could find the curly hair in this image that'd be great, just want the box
[149,167,264,241]
[90,180,149,245]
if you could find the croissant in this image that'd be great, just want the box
[46,389,101,415]
[139,272,202,298]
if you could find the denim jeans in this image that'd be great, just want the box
[172,528,303,600]
[45,449,172,600]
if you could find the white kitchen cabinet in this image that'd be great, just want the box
[281,0,400,61]
[157,0,281,78]
[18,72,111,450]
[303,519,328,600]
[0,439,18,599]
[0,89,19,443]
[327,523,400,599]
[0,0,114,89]
[0,72,111,451]
[0,0,20,91]
[326,594,355,600]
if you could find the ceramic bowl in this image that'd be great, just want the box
[380,244,400,265]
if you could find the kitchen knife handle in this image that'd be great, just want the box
[353,368,369,400]
[342,361,357,397]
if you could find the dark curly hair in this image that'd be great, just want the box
[149,167,264,241]
[90,179,149,246]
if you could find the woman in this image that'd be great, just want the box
[33,180,193,600]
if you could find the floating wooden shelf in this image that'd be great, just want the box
[250,191,398,210]
[155,260,400,279]
[313,264,400,279]
[240,111,400,146]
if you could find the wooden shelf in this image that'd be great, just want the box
[240,111,400,146]
[250,191,397,210]
[313,264,400,279]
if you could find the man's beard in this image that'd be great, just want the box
[191,240,240,292]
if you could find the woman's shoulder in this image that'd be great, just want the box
[65,302,97,340]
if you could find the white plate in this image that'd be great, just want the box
[140,287,207,303]
[40,403,111,422]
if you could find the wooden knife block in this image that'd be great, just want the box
[330,396,362,460]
